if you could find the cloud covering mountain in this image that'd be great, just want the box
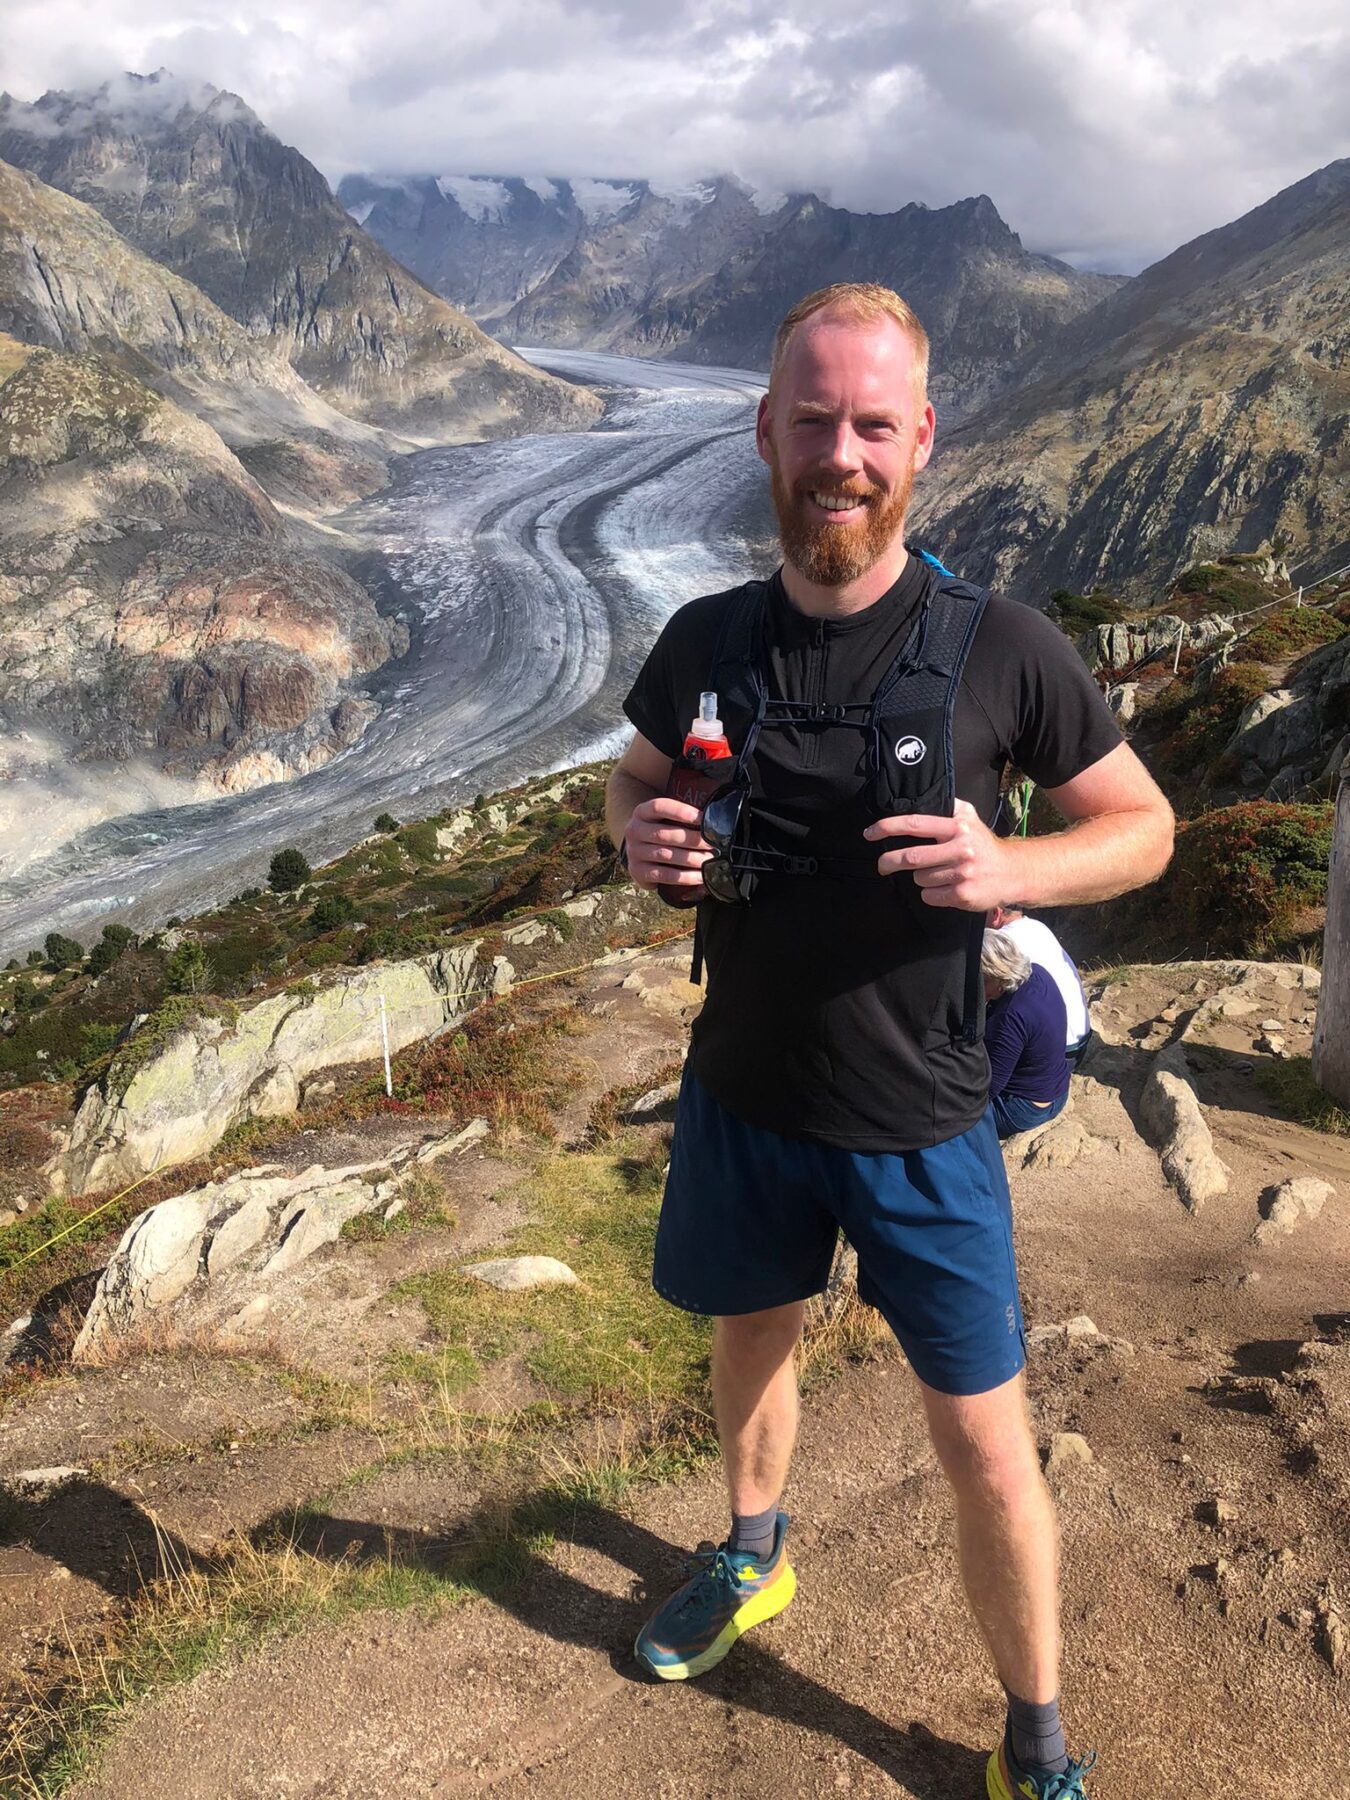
[3,3,1348,273]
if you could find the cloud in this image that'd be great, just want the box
[3,0,1347,270]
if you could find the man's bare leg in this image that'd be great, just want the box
[918,1370,1059,1703]
[712,1301,806,1514]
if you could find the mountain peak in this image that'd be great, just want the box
[8,71,264,140]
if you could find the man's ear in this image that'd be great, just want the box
[913,401,936,473]
[755,392,773,466]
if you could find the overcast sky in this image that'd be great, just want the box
[4,0,1348,271]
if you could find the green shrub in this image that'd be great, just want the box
[1161,801,1331,954]
[310,892,357,931]
[1241,607,1345,664]
[1047,589,1128,636]
[1070,800,1333,962]
[1146,661,1271,781]
[44,932,84,971]
[268,847,312,893]
[1172,562,1272,613]
[11,978,47,1013]
[397,821,440,864]
[79,1021,121,1064]
[374,812,400,833]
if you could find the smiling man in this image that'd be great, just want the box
[604,283,1173,1798]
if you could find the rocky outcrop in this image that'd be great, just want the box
[1139,1042,1229,1212]
[1252,1176,1336,1245]
[1222,634,1350,797]
[49,943,513,1197]
[914,159,1350,598]
[0,77,600,445]
[72,1120,488,1360]
[0,155,386,464]
[1077,612,1235,675]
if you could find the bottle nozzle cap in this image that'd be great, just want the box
[690,690,724,740]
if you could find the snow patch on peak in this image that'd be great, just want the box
[570,178,639,221]
[435,176,512,221]
[648,179,718,213]
[521,176,559,204]
[748,184,788,215]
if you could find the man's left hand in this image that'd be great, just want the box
[865,800,1013,911]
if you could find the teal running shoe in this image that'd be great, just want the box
[634,1512,796,1681]
[987,1728,1097,1798]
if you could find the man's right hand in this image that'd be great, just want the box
[625,796,711,896]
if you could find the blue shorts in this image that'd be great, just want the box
[654,1071,1026,1397]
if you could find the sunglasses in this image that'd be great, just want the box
[699,784,817,903]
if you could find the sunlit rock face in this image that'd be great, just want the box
[0,346,408,822]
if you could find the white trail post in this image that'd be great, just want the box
[378,993,393,1098]
[1313,750,1350,1106]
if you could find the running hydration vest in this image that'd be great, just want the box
[690,550,993,1040]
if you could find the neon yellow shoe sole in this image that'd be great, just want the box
[637,1559,797,1681]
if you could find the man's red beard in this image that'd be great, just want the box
[770,461,912,587]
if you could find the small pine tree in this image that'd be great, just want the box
[374,812,400,833]
[44,932,85,971]
[268,848,312,893]
[87,922,137,977]
[164,939,215,996]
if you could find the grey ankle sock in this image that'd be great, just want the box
[1006,1692,1068,1775]
[727,1503,778,1562]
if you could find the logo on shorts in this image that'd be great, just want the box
[1006,1304,1018,1334]
[894,735,927,766]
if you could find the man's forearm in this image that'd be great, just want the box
[997,803,1174,908]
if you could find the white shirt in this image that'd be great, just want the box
[1000,915,1090,1045]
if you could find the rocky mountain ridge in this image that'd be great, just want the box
[342,169,1119,413]
[912,159,1350,600]
[0,74,600,445]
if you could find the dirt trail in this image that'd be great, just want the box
[7,956,1350,1797]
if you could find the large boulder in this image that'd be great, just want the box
[1139,1043,1228,1212]
[50,942,512,1197]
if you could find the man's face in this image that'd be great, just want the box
[756,312,936,588]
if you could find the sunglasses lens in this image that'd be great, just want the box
[702,854,741,904]
[700,784,744,849]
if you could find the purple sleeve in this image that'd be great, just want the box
[983,993,1026,1098]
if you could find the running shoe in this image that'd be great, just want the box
[987,1728,1097,1799]
[634,1511,796,1680]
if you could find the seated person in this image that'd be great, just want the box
[982,929,1072,1139]
[989,901,1093,1067]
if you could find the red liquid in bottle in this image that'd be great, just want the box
[659,692,732,907]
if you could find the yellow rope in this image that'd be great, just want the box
[7,1169,165,1270]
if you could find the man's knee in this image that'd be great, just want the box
[715,1301,805,1365]
[920,1376,1045,1508]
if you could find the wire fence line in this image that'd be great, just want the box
[1100,572,1349,688]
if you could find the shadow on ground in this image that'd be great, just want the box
[3,1478,987,1798]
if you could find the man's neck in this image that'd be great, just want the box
[778,539,911,619]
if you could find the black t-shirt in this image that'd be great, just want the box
[623,557,1121,1152]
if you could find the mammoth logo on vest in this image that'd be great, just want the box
[893,734,927,766]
